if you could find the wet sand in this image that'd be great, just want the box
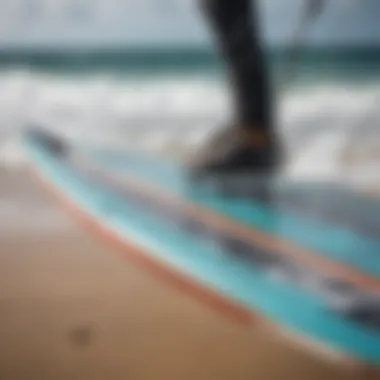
[0,169,373,379]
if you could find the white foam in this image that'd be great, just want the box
[0,68,379,190]
[0,136,28,169]
[287,130,348,181]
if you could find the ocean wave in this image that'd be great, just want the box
[0,68,379,190]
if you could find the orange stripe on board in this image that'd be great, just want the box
[97,171,380,293]
[32,168,255,326]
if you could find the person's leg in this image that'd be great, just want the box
[200,0,272,133]
[190,0,280,176]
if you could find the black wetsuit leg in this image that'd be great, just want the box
[199,0,273,132]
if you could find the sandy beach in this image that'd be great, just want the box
[0,168,373,380]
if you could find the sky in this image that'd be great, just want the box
[0,0,380,49]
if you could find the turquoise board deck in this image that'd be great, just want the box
[88,150,380,277]
[23,128,380,365]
